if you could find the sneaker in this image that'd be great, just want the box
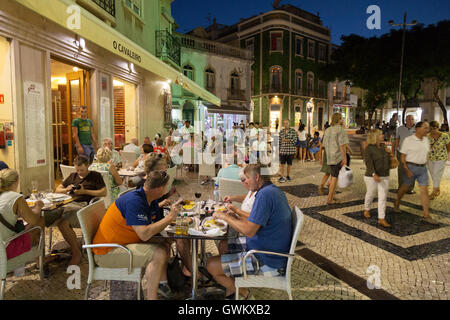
[157,283,175,300]
[278,177,286,183]
[286,176,291,181]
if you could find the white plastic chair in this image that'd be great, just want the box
[234,206,305,300]
[77,200,143,300]
[120,151,138,168]
[60,164,75,181]
[166,166,177,193]
[1,226,44,300]
[218,177,247,201]
[198,163,216,185]
[95,170,114,209]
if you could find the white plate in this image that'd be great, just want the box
[45,193,72,201]
[201,217,227,231]
[26,198,52,207]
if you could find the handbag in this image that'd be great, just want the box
[0,214,25,233]
[337,165,354,188]
[166,249,186,292]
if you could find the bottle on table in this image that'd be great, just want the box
[182,213,190,235]
[175,213,183,235]
[213,182,220,202]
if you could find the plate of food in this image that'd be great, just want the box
[201,217,228,231]
[45,193,72,202]
[26,198,52,208]
[168,216,198,228]
[182,200,196,211]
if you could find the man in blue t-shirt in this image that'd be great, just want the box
[206,164,293,300]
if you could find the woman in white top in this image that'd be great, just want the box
[217,170,257,255]
[297,123,308,163]
[0,169,45,260]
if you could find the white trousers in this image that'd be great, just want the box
[364,176,390,219]
[428,160,446,188]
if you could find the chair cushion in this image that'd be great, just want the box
[5,245,40,274]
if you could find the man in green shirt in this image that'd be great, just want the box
[72,106,98,163]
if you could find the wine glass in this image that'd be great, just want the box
[31,180,38,199]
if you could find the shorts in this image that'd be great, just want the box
[94,243,159,268]
[228,235,247,254]
[309,147,320,154]
[6,233,31,260]
[298,140,307,148]
[221,251,283,278]
[44,202,87,228]
[403,163,429,186]
[280,154,294,165]
[330,163,343,178]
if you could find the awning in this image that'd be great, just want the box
[204,103,251,115]
[15,0,220,106]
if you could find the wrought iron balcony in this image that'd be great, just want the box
[227,88,246,101]
[261,85,291,95]
[91,0,115,17]
[156,30,181,67]
[175,33,253,60]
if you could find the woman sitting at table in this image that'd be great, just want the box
[0,169,46,262]
[128,144,153,187]
[89,147,123,203]
[217,169,256,255]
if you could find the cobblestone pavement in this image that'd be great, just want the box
[3,160,449,300]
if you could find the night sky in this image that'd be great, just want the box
[172,0,449,44]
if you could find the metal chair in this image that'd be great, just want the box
[234,206,305,300]
[77,200,143,300]
[1,226,45,300]
[218,177,247,201]
[198,162,216,185]
[120,151,138,168]
[60,164,75,181]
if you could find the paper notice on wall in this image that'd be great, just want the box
[100,96,111,140]
[24,81,47,168]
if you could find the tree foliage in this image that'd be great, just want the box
[319,20,450,124]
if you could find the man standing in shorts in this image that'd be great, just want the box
[395,121,437,224]
[206,164,293,300]
[72,106,98,163]
[322,113,349,204]
[278,119,297,183]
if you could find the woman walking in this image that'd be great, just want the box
[427,121,450,199]
[363,129,392,227]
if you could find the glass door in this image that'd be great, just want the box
[66,70,90,165]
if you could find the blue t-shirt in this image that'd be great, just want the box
[115,187,163,226]
[247,183,292,269]
[217,164,241,183]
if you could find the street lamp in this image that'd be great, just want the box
[306,99,314,137]
[389,12,417,125]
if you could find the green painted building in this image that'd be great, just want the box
[201,4,332,133]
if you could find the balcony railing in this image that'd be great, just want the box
[156,30,181,67]
[91,0,115,17]
[175,33,253,60]
[261,85,290,94]
[227,89,246,101]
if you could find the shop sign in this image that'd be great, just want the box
[113,41,142,63]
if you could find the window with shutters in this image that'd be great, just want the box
[270,32,283,53]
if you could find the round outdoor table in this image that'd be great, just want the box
[154,227,234,300]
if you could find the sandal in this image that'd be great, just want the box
[429,191,440,200]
